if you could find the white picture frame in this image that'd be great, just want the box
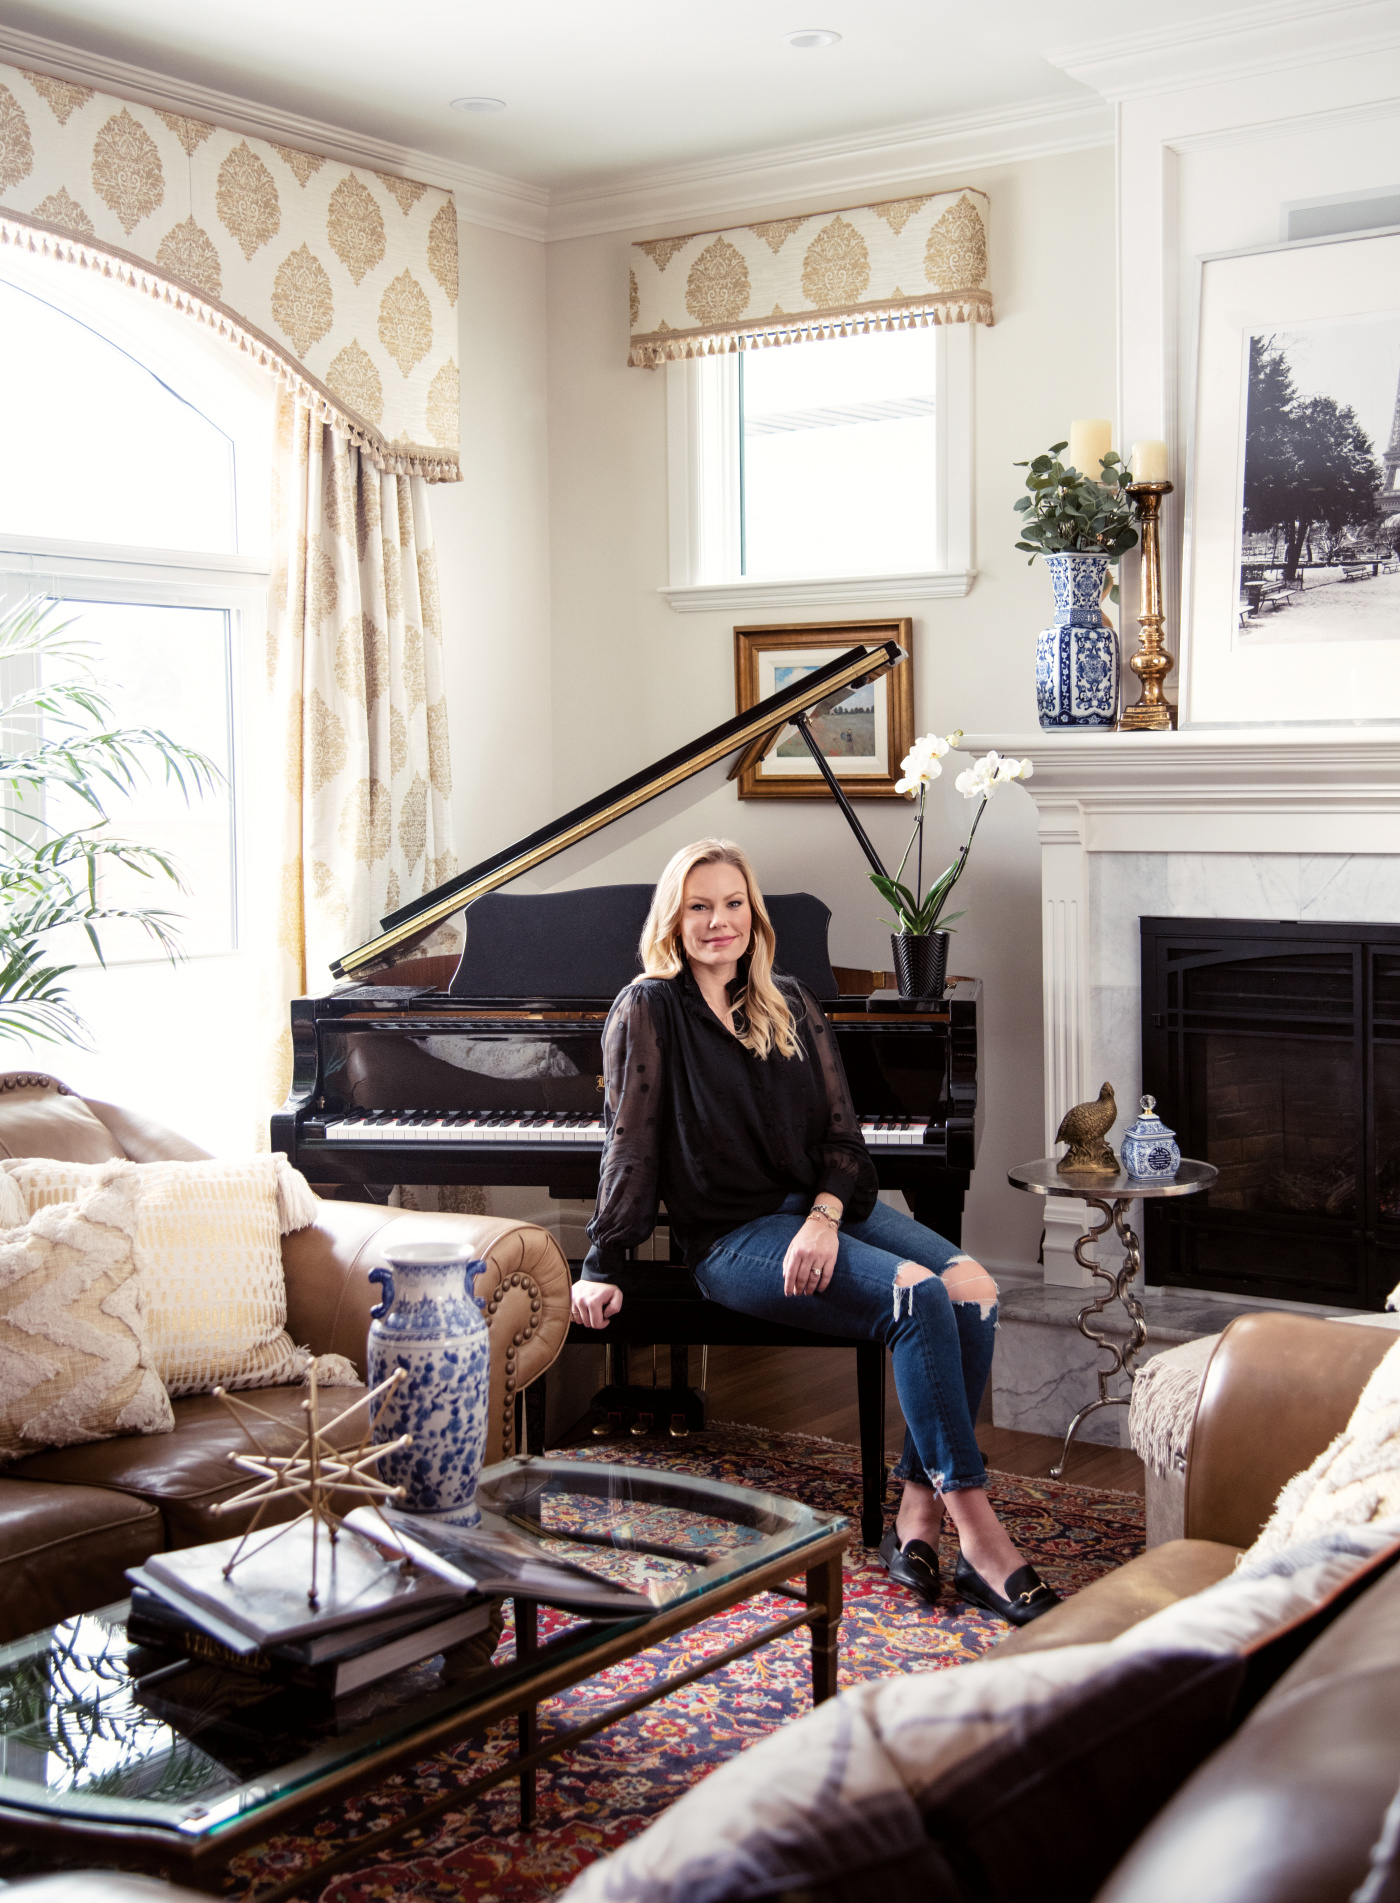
[1181,225,1400,727]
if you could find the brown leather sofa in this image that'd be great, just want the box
[0,1074,572,1643]
[992,1309,1400,1901]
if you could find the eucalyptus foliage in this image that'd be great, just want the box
[1013,441,1139,570]
[0,597,219,1049]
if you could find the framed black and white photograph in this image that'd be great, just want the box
[1182,226,1400,725]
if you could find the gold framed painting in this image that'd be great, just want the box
[733,618,914,801]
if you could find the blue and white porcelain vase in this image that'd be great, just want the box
[1035,551,1119,729]
[1121,1096,1181,1180]
[367,1242,491,1526]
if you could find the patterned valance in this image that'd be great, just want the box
[0,61,460,480]
[628,188,991,368]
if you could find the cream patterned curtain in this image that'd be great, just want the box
[264,388,457,1103]
[628,188,991,367]
[0,59,459,477]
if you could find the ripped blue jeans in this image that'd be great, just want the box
[694,1193,995,1494]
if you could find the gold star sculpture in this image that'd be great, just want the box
[212,1364,416,1609]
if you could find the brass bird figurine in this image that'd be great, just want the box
[1055,1082,1118,1175]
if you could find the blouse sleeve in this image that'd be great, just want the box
[796,982,877,1212]
[582,983,669,1281]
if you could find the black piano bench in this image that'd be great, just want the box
[552,1263,890,1548]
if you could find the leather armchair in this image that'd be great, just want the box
[0,1073,572,1640]
[991,1310,1394,1659]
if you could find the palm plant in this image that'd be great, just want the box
[0,596,219,1048]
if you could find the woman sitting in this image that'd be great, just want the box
[570,837,1059,1627]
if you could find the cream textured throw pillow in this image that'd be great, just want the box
[1249,1335,1400,1560]
[0,1160,173,1461]
[3,1155,319,1396]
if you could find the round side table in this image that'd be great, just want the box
[1007,1158,1218,1478]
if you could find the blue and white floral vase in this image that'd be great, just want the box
[1035,551,1119,729]
[367,1242,491,1526]
[1121,1096,1181,1180]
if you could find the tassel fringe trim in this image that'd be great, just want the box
[628,289,994,367]
[273,1156,320,1236]
[293,1349,362,1387]
[0,208,461,482]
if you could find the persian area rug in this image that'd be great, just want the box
[225,1424,1144,1902]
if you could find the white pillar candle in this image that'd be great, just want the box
[1131,439,1169,482]
[1067,419,1112,478]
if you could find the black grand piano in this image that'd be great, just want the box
[274,642,981,1541]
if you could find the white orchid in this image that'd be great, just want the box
[955,750,1034,800]
[894,729,962,798]
[868,729,1030,944]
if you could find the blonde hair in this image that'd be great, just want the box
[639,839,803,1061]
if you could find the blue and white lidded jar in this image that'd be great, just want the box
[1035,551,1120,729]
[366,1242,492,1527]
[1121,1096,1181,1180]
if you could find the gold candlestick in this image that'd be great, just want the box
[1119,481,1176,731]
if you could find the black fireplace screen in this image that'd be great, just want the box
[1140,918,1400,1310]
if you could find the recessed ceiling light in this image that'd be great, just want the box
[451,96,506,113]
[784,28,841,48]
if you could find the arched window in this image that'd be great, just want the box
[0,243,272,1150]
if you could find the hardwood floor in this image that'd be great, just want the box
[615,1343,1145,1495]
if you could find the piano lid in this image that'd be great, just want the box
[331,640,904,980]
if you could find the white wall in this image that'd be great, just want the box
[533,145,1118,1274]
[1111,33,1400,657]
[434,221,555,869]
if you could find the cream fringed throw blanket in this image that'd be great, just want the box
[1250,1335,1400,1560]
[1128,1334,1220,1478]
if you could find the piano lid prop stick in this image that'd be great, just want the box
[789,712,890,881]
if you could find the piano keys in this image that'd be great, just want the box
[308,1110,946,1150]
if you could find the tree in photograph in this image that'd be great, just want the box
[1243,335,1383,581]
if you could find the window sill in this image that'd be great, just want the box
[659,570,974,614]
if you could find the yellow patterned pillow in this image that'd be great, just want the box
[0,1160,173,1461]
[2,1156,319,1396]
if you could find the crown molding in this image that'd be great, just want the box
[1045,0,1400,103]
[0,22,550,240]
[545,96,1113,241]
[0,21,1115,249]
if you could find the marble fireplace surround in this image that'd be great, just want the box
[968,727,1400,1290]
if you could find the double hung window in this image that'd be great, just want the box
[664,324,972,611]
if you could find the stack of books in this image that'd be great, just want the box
[127,1519,492,1699]
[127,1507,656,1701]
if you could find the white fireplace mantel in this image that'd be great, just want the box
[965,728,1400,856]
[964,727,1400,1284]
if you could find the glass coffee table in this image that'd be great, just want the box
[0,1457,847,1895]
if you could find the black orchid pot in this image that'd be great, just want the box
[891,930,950,1000]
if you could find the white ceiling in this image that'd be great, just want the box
[2,0,1228,193]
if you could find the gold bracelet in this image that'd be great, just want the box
[808,1202,842,1230]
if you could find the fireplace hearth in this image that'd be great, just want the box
[1141,918,1400,1311]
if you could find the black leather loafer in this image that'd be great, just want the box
[878,1529,942,1605]
[954,1555,1061,1626]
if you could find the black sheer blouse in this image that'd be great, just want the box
[581,963,878,1281]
